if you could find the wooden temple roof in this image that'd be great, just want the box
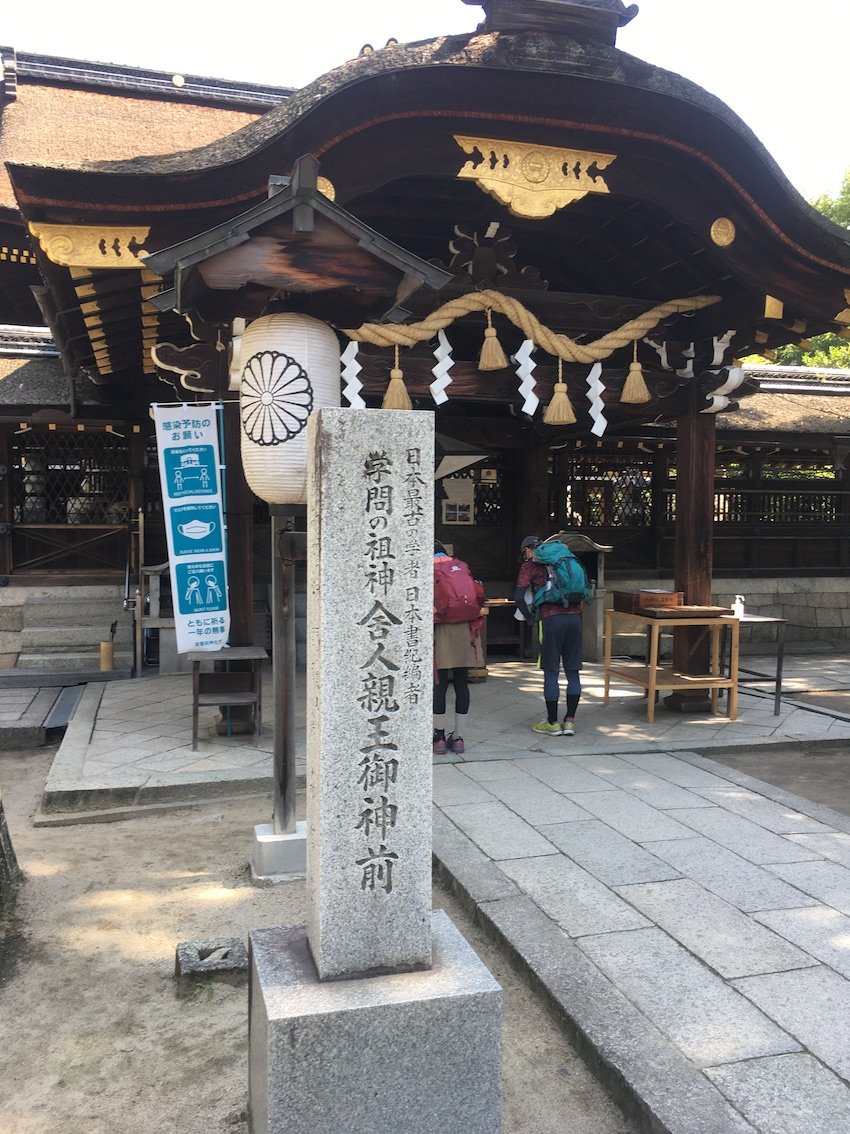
[6,4,850,431]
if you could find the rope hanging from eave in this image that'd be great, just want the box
[342,289,722,365]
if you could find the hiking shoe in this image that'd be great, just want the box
[531,720,562,736]
[447,734,465,755]
[433,736,447,755]
[562,719,575,736]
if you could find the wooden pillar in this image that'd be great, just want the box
[0,428,12,577]
[218,400,256,732]
[520,437,550,539]
[668,392,715,709]
[222,399,254,644]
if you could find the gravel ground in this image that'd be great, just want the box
[0,746,637,1134]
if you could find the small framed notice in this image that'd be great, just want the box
[441,501,474,525]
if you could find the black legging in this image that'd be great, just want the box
[433,668,470,716]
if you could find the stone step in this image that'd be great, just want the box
[7,584,125,604]
[21,601,130,626]
[16,649,134,671]
[20,625,134,650]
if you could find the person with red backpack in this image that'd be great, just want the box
[433,541,486,756]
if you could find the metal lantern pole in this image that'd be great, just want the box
[271,505,306,835]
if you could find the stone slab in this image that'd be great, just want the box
[481,769,592,825]
[432,807,521,906]
[665,807,822,865]
[611,750,736,789]
[500,853,651,937]
[518,755,619,794]
[649,836,820,912]
[754,906,850,978]
[578,927,800,1068]
[561,789,697,843]
[616,878,814,978]
[306,408,433,981]
[540,819,680,886]
[432,765,494,807]
[786,830,850,867]
[705,1053,850,1134]
[478,895,755,1134]
[248,911,501,1134]
[734,966,850,1080]
[690,786,833,834]
[767,859,850,913]
[440,800,558,861]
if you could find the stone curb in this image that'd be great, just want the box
[432,807,755,1134]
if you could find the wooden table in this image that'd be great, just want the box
[722,614,787,716]
[187,645,268,750]
[604,609,740,723]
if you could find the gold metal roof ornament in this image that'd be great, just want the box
[455,136,617,219]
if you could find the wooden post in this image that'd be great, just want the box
[521,436,550,538]
[222,399,254,646]
[219,400,256,733]
[668,389,715,710]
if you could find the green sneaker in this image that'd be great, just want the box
[562,719,575,736]
[532,720,563,736]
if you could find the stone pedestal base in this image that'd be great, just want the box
[248,910,502,1134]
[250,821,307,884]
[664,690,713,713]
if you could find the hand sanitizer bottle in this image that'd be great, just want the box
[732,594,745,619]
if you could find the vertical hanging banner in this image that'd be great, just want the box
[152,404,230,652]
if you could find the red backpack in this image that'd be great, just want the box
[434,557,485,627]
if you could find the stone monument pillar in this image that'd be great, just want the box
[248,408,502,1134]
[0,791,21,911]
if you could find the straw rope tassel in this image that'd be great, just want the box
[478,308,509,371]
[382,345,412,410]
[543,359,576,425]
[621,340,651,404]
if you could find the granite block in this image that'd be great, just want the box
[562,789,696,843]
[515,756,614,794]
[705,1054,850,1134]
[578,927,800,1067]
[500,853,651,937]
[482,769,592,826]
[650,836,819,912]
[786,830,850,866]
[440,800,558,860]
[767,859,850,913]
[618,751,746,788]
[734,966,850,1080]
[479,896,756,1134]
[306,409,433,981]
[581,765,710,810]
[248,911,501,1134]
[432,806,522,906]
[667,808,822,865]
[754,906,850,978]
[432,765,494,807]
[616,878,813,978]
[540,819,680,886]
[690,786,832,834]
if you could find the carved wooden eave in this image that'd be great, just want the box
[7,20,850,411]
[144,154,451,324]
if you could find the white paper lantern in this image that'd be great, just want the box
[238,312,341,503]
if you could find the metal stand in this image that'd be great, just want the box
[251,505,307,884]
[273,506,306,834]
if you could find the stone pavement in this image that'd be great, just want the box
[22,653,850,1131]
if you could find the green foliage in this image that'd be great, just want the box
[743,333,850,370]
[811,169,850,229]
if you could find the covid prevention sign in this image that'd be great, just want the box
[152,404,230,652]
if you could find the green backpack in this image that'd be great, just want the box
[531,541,591,610]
